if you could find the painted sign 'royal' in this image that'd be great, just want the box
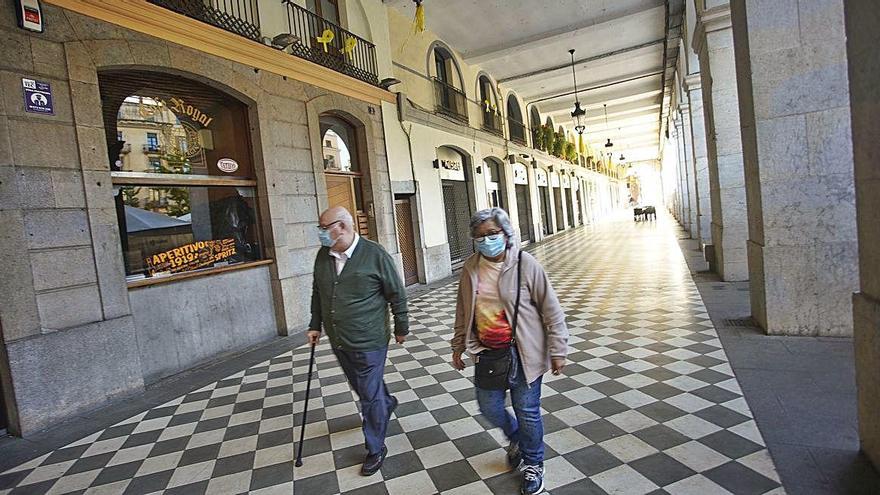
[168,97,214,127]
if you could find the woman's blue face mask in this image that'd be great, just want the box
[474,232,506,257]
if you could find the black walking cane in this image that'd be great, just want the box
[294,342,317,467]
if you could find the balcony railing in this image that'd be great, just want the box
[148,0,261,41]
[281,1,379,85]
[433,79,468,123]
[509,119,527,145]
[143,144,163,153]
[482,110,503,136]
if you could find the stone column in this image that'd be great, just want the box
[731,0,857,336]
[669,126,685,224]
[684,73,712,248]
[674,114,692,235]
[680,103,698,239]
[693,3,749,281]
[842,0,878,469]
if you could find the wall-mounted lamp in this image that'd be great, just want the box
[379,77,402,90]
[475,165,483,174]
[432,159,440,169]
[548,165,554,173]
[531,158,538,169]
[271,33,300,50]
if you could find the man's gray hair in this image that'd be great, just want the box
[470,207,516,245]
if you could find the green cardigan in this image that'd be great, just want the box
[309,238,409,351]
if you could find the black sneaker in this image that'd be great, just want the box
[361,445,387,476]
[520,463,545,495]
[506,441,522,470]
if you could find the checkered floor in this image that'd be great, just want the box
[0,214,783,494]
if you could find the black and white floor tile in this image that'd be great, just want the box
[0,216,783,494]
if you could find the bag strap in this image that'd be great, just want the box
[510,250,523,344]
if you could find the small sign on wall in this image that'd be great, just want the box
[22,78,53,115]
[535,169,548,187]
[216,158,239,173]
[513,163,528,185]
[550,173,560,188]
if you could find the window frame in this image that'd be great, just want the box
[103,72,270,289]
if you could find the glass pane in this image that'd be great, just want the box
[118,185,262,280]
[103,70,255,180]
[322,129,353,172]
[320,0,339,24]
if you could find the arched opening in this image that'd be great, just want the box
[564,173,576,227]
[320,113,373,238]
[535,166,552,235]
[478,75,501,135]
[438,146,474,263]
[529,106,541,148]
[552,171,565,231]
[484,157,506,209]
[512,161,534,243]
[101,70,265,281]
[431,46,467,122]
[507,94,526,145]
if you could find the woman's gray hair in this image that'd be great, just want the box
[470,207,516,246]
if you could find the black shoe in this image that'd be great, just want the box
[389,396,399,417]
[361,445,387,476]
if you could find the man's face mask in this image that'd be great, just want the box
[316,220,341,248]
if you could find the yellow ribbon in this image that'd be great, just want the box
[316,29,334,52]
[344,37,357,56]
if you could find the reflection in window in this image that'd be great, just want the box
[119,185,260,278]
[101,70,264,282]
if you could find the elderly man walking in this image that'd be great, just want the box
[307,206,408,475]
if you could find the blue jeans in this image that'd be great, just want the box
[333,346,394,456]
[475,347,544,466]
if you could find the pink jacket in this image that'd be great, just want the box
[451,242,569,384]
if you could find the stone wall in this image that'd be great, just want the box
[0,4,394,434]
[843,0,880,471]
[732,0,857,336]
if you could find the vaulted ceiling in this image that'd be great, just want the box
[386,0,683,162]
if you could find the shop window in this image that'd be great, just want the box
[100,70,264,283]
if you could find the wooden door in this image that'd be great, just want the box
[394,199,419,285]
[326,173,356,216]
[326,173,369,238]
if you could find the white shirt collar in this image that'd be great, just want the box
[330,233,360,259]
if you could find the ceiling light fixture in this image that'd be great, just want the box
[603,104,613,148]
[568,49,586,136]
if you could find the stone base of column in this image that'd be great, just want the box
[854,291,880,471]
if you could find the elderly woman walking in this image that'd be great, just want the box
[451,207,568,495]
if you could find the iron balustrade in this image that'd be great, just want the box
[508,119,527,145]
[148,0,261,41]
[281,1,379,85]
[482,109,503,136]
[433,79,468,123]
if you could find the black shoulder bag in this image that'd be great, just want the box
[474,251,523,390]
